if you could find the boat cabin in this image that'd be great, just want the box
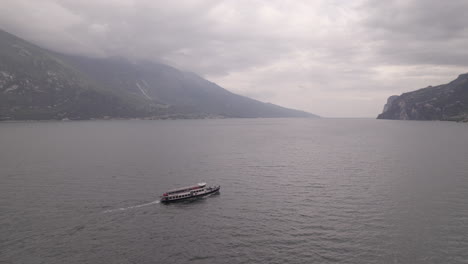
[162,182,206,197]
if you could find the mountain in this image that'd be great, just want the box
[0,30,165,120]
[0,29,317,120]
[377,74,468,122]
[59,54,316,118]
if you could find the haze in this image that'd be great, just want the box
[1,0,467,117]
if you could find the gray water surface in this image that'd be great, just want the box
[1,119,468,263]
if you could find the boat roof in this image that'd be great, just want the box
[166,182,206,193]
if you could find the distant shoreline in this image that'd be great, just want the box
[0,116,323,122]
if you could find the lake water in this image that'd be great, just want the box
[1,118,468,264]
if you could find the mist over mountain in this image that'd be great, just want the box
[0,29,317,120]
[60,54,316,118]
[377,74,468,122]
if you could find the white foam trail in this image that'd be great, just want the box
[103,200,160,213]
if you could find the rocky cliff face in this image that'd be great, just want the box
[377,74,468,122]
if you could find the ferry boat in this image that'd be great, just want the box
[160,183,220,203]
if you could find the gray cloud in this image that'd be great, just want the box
[362,0,468,66]
[0,0,467,117]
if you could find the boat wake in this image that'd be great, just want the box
[103,200,160,213]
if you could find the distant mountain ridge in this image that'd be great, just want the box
[377,74,468,122]
[60,55,316,118]
[0,30,162,120]
[0,29,317,120]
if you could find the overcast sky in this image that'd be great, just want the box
[1,0,467,117]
